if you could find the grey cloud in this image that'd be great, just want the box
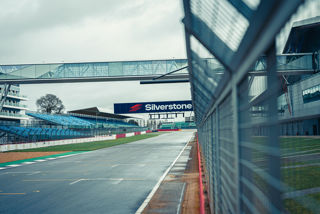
[0,0,186,64]
[5,0,191,113]
[21,81,191,113]
[0,0,143,38]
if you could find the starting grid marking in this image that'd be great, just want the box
[0,154,80,171]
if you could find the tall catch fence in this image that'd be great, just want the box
[183,0,319,213]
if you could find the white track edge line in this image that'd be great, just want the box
[135,134,194,214]
[176,182,186,214]
[0,152,85,171]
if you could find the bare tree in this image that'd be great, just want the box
[36,94,65,114]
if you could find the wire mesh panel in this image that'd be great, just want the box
[281,136,320,213]
[218,94,237,213]
[199,113,216,214]
[183,0,320,213]
[238,66,283,214]
[211,110,218,213]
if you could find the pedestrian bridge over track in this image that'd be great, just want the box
[0,53,318,84]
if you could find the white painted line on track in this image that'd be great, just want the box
[1,171,41,175]
[55,156,64,159]
[28,171,41,175]
[0,152,85,171]
[69,178,125,185]
[135,135,192,214]
[25,178,144,183]
[22,162,35,165]
[62,155,76,158]
[111,178,123,185]
[7,165,20,167]
[70,179,84,185]
[176,183,186,214]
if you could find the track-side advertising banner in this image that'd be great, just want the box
[114,100,193,114]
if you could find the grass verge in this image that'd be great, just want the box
[8,133,162,152]
[0,151,85,166]
[282,166,320,190]
[284,193,320,214]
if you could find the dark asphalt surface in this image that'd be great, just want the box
[0,132,194,214]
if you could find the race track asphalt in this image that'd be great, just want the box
[0,131,194,214]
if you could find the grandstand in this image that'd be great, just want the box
[0,84,29,143]
[0,84,28,122]
[68,107,140,128]
[27,112,94,128]
[159,121,196,130]
[25,107,139,130]
[77,117,138,128]
[0,126,84,142]
[0,108,144,144]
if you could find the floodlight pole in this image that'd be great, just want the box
[266,40,282,213]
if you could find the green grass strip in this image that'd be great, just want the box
[8,133,162,152]
[282,165,320,190]
[284,192,320,214]
[0,151,86,167]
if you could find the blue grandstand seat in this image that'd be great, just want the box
[26,112,94,127]
[73,116,139,128]
[0,125,85,141]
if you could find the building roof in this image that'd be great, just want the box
[68,107,132,120]
[283,16,320,53]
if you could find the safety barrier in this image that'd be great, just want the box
[157,129,180,132]
[0,131,150,152]
[183,0,319,213]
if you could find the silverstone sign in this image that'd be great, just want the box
[114,100,193,114]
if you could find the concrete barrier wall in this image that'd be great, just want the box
[134,132,141,136]
[0,131,151,152]
[157,129,181,132]
[0,135,116,152]
[116,133,126,139]
[126,132,135,137]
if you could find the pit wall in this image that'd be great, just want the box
[0,130,150,152]
[157,129,181,132]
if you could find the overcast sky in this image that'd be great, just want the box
[0,0,190,116]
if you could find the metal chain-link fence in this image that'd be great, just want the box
[184,0,319,213]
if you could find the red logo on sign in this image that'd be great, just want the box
[129,104,143,112]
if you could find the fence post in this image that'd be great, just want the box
[215,107,220,214]
[232,80,241,213]
[266,40,282,213]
